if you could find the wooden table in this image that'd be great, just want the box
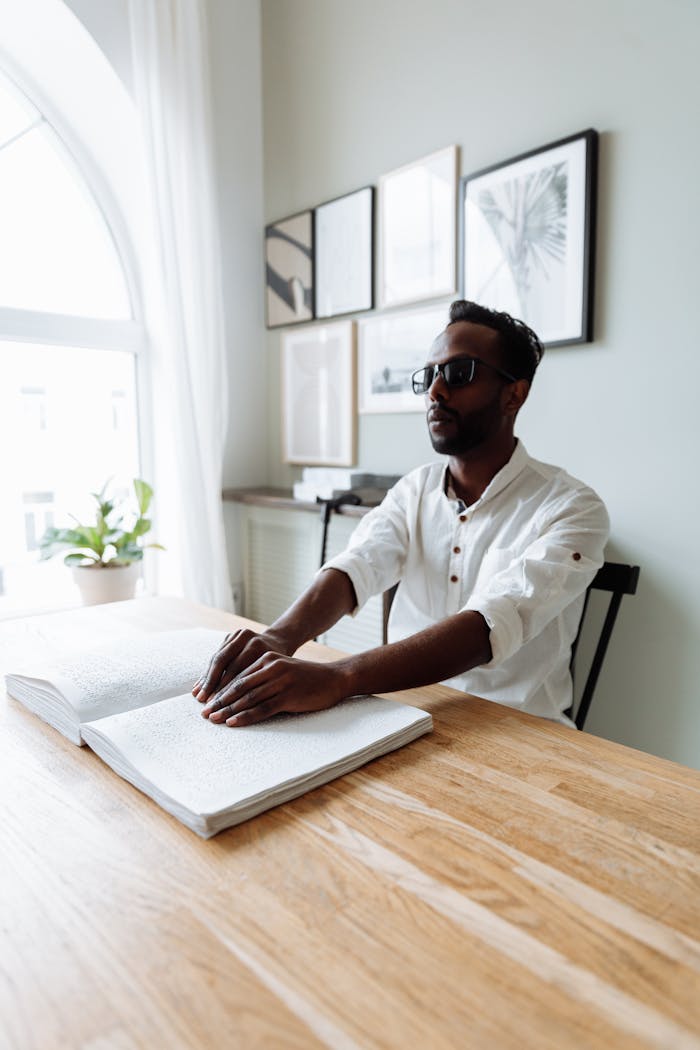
[2,597,699,1050]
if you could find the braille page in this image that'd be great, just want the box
[5,628,226,742]
[81,693,433,837]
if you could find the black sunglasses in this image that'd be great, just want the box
[411,355,517,394]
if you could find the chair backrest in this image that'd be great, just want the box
[569,561,640,730]
[382,584,399,645]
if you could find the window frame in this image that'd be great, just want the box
[0,56,155,617]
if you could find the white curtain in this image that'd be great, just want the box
[128,0,232,610]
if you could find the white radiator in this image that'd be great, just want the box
[242,505,384,655]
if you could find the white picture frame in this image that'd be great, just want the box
[314,187,374,319]
[282,321,356,466]
[378,145,458,309]
[358,303,451,414]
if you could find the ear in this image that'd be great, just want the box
[501,379,530,417]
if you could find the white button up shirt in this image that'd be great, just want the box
[323,442,610,725]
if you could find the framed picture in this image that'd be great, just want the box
[460,129,598,346]
[358,303,451,414]
[281,321,356,465]
[314,186,374,319]
[378,145,458,309]
[265,210,314,328]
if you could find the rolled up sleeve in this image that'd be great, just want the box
[463,491,610,667]
[320,485,410,612]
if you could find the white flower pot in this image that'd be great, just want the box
[72,563,141,606]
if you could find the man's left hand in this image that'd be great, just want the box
[200,653,349,727]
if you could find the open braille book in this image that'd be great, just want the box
[5,629,432,838]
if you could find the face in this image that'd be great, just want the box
[424,321,516,456]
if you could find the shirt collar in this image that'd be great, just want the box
[442,440,530,509]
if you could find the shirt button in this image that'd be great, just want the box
[450,575,458,583]
[453,546,461,554]
[573,552,581,561]
[459,515,467,522]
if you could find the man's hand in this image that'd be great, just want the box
[193,569,358,708]
[193,605,492,729]
[199,653,349,727]
[192,628,295,706]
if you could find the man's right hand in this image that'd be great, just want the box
[192,627,295,705]
[192,568,357,707]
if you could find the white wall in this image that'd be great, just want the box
[261,0,700,769]
[62,0,133,91]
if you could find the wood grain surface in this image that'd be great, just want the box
[1,597,699,1050]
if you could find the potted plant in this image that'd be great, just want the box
[39,478,164,606]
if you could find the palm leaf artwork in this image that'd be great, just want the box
[477,162,568,311]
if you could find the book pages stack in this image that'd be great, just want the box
[82,693,432,838]
[5,628,227,745]
[5,628,432,837]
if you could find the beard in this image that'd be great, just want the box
[427,398,503,456]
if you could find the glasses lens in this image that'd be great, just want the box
[412,367,433,394]
[443,358,475,387]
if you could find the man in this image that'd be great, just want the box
[194,300,609,727]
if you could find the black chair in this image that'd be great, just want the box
[568,561,640,730]
[382,584,399,645]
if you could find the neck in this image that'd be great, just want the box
[448,435,517,506]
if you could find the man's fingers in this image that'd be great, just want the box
[201,660,271,718]
[193,640,236,700]
[206,678,282,723]
[226,698,283,727]
[201,654,289,720]
[199,654,344,729]
[195,631,257,700]
[193,661,238,700]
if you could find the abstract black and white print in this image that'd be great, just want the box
[265,211,314,328]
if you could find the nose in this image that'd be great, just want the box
[427,365,449,401]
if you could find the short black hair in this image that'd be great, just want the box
[447,300,544,383]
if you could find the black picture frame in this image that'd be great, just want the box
[264,209,315,329]
[459,129,598,347]
[314,186,374,320]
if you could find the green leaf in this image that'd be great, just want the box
[71,524,103,554]
[114,543,144,562]
[131,517,151,538]
[103,528,126,544]
[144,542,166,551]
[64,552,101,566]
[133,479,153,516]
[40,526,84,547]
[38,526,90,561]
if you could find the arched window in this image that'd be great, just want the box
[0,66,145,615]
